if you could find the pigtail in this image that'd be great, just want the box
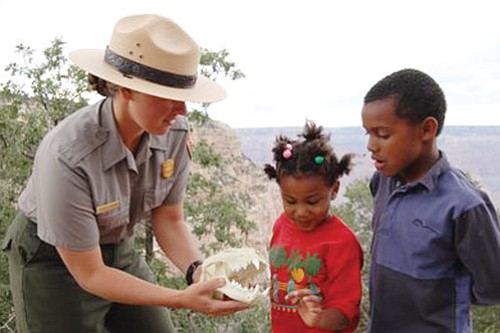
[263,164,278,180]
[301,120,324,142]
[265,135,295,183]
[271,136,294,163]
[337,154,354,177]
[264,120,355,186]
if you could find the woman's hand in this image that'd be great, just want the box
[181,278,251,316]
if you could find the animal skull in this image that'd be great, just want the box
[200,247,269,304]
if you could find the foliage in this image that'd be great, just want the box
[188,109,211,126]
[331,178,373,332]
[0,38,89,326]
[332,178,373,249]
[185,140,258,256]
[197,48,245,114]
[200,48,245,82]
[472,305,500,332]
[192,139,222,168]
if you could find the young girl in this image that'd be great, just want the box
[264,120,363,333]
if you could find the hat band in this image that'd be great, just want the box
[104,47,197,89]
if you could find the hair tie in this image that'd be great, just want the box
[282,143,293,159]
[314,155,325,165]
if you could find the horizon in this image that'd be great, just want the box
[232,124,500,130]
[235,125,500,208]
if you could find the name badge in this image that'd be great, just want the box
[96,201,120,215]
[162,159,175,178]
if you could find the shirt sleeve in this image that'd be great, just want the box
[35,144,99,250]
[323,232,363,325]
[455,193,500,305]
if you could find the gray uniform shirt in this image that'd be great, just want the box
[18,98,190,250]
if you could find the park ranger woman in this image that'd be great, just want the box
[3,13,248,333]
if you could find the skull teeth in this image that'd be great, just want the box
[229,279,254,290]
[200,248,270,304]
[227,279,268,295]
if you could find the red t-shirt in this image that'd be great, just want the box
[269,213,363,333]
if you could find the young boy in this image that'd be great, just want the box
[361,68,500,333]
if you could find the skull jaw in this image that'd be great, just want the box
[215,277,269,304]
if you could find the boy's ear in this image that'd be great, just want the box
[421,117,438,140]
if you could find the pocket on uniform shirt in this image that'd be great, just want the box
[96,206,130,235]
[143,183,173,211]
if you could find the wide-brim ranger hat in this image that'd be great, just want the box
[69,14,226,103]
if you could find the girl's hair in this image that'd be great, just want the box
[87,74,120,97]
[263,120,353,186]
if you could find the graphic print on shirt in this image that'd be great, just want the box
[269,246,323,312]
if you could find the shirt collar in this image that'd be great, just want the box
[394,151,451,192]
[99,97,188,170]
[100,98,171,171]
[419,151,451,191]
[100,98,128,171]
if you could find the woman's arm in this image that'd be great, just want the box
[57,246,249,315]
[151,202,202,276]
[57,246,180,306]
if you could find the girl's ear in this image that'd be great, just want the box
[330,180,340,200]
[421,116,438,140]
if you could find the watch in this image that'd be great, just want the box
[185,259,203,285]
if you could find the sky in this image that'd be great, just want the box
[1,0,499,128]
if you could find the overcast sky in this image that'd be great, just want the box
[1,0,499,128]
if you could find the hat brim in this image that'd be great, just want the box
[69,49,226,103]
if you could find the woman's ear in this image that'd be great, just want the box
[118,87,133,101]
[330,180,340,200]
[421,116,438,140]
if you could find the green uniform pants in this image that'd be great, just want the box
[2,212,176,333]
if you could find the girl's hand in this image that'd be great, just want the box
[286,289,323,327]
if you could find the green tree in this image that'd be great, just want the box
[331,177,373,332]
[0,38,88,327]
[184,141,258,255]
[197,48,245,117]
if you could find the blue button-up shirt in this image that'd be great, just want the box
[368,152,500,333]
